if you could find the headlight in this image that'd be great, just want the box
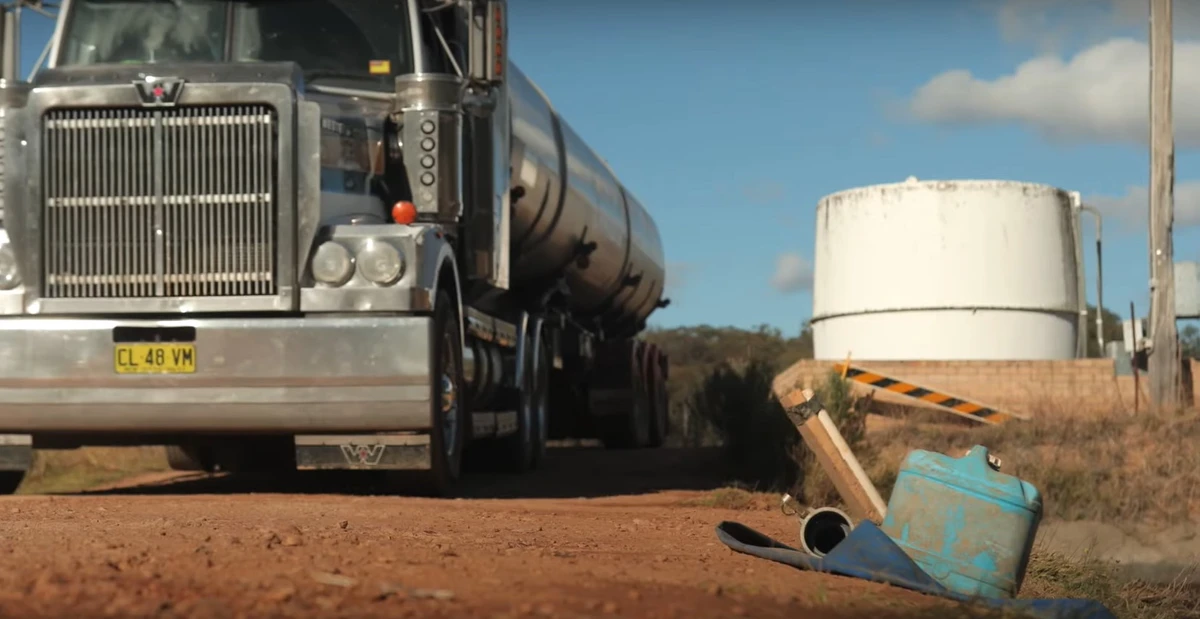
[311,241,354,286]
[0,241,19,291]
[356,240,404,286]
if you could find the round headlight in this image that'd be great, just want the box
[0,243,20,291]
[312,241,354,286]
[356,240,404,286]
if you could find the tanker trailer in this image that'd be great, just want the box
[0,0,671,496]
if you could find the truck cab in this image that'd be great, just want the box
[0,0,671,497]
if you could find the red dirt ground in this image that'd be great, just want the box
[0,447,971,618]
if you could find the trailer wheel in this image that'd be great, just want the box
[0,471,24,495]
[410,290,466,496]
[648,360,669,448]
[530,333,551,468]
[599,342,652,449]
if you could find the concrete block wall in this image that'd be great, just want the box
[773,358,1200,418]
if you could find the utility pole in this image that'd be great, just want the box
[1149,0,1180,409]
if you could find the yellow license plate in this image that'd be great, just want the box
[114,343,197,375]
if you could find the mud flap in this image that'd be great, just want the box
[294,434,432,471]
[0,434,32,471]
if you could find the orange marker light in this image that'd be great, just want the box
[392,201,417,224]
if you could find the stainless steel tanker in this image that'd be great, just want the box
[0,0,671,497]
[507,63,666,334]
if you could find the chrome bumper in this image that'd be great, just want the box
[0,316,433,433]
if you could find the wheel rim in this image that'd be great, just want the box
[440,331,460,459]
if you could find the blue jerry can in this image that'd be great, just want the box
[879,445,1043,599]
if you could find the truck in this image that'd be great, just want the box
[0,0,671,496]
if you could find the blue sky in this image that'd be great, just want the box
[500,0,1200,336]
[15,1,1200,336]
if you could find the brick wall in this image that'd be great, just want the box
[772,358,1200,418]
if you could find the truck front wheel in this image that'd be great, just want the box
[415,290,466,496]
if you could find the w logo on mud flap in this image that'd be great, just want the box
[340,443,387,466]
[133,76,185,108]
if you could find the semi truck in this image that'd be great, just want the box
[0,0,671,496]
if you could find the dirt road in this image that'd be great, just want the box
[0,447,964,618]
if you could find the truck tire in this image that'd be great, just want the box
[599,343,651,449]
[0,471,24,495]
[648,364,669,448]
[530,334,551,469]
[494,330,538,473]
[409,290,466,496]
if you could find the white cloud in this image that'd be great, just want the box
[1088,181,1200,228]
[770,253,813,294]
[909,37,1200,147]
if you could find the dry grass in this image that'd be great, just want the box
[689,484,1200,619]
[844,404,1200,526]
[687,361,1200,619]
[683,486,778,511]
[861,405,1200,619]
[1021,548,1200,619]
[18,447,169,495]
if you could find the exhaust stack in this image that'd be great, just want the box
[1,5,16,82]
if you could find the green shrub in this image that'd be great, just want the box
[689,358,801,491]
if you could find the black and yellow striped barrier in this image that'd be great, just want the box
[831,362,1020,426]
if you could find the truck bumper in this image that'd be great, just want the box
[0,315,433,434]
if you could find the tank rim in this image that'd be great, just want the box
[816,178,1071,208]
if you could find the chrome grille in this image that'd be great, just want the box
[41,105,278,299]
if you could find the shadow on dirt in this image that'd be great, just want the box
[80,445,732,499]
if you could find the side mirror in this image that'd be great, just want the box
[468,0,506,86]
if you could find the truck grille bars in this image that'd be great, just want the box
[40,105,279,299]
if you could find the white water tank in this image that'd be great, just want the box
[811,178,1086,360]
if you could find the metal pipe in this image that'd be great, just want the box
[1069,192,1088,357]
[1079,205,1105,353]
[1,7,15,83]
[9,2,18,79]
[1132,301,1140,414]
[799,506,853,557]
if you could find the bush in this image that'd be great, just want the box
[688,361,874,500]
[689,358,801,491]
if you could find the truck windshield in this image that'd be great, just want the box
[57,0,414,91]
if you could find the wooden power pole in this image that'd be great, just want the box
[1149,0,1180,409]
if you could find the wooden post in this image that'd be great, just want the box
[777,388,887,524]
[1149,0,1180,409]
